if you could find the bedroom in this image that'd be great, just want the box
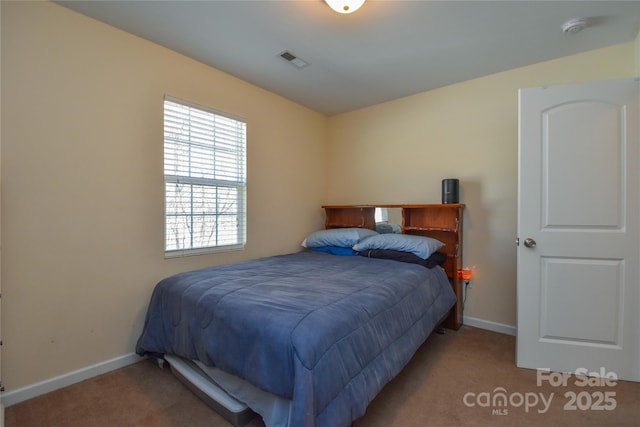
[1,0,639,425]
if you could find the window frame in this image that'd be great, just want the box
[163,95,247,257]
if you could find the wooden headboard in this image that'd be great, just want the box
[322,204,465,330]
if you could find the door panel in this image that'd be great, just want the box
[543,101,623,228]
[517,78,639,382]
[540,257,621,344]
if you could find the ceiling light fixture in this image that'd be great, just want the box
[324,0,366,14]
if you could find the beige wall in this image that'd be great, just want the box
[1,2,326,391]
[326,42,636,328]
[636,29,640,74]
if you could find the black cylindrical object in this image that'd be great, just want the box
[442,179,459,204]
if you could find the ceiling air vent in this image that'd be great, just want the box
[279,50,309,69]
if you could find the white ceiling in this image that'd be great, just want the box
[56,0,640,115]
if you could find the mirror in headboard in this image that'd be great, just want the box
[374,207,403,234]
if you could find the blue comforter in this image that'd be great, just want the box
[136,251,456,427]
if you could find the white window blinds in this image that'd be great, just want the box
[163,96,246,255]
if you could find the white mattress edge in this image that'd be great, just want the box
[164,354,249,413]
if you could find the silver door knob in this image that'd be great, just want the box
[524,238,536,248]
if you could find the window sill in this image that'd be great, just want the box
[164,244,245,259]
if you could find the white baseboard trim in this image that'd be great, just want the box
[2,352,141,407]
[463,315,517,336]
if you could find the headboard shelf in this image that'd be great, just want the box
[323,206,376,230]
[403,226,458,232]
[322,204,465,330]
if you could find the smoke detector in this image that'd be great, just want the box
[561,18,589,34]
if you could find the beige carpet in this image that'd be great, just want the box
[6,326,639,426]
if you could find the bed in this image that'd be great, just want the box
[136,205,463,427]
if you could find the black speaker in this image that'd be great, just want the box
[442,179,459,204]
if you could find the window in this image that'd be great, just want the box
[163,96,246,255]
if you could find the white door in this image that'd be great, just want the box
[517,78,640,382]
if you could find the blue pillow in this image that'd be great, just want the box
[353,234,444,259]
[309,246,359,256]
[302,227,378,248]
